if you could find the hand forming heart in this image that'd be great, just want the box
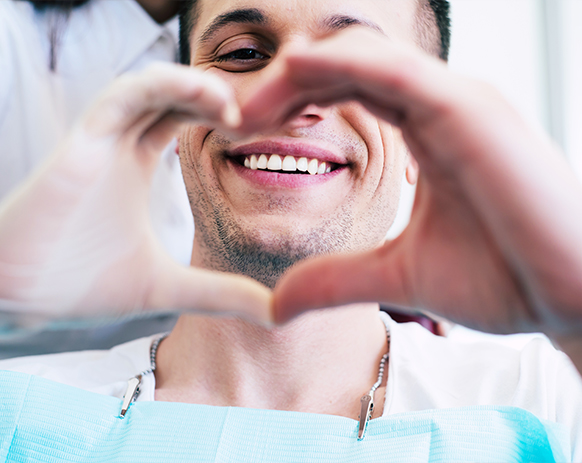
[1,28,582,345]
[258,29,582,339]
[0,64,271,324]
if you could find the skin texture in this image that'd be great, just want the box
[157,0,421,418]
[1,0,582,411]
[262,29,582,341]
[181,0,418,289]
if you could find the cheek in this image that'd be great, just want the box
[359,120,409,237]
[332,104,408,243]
[377,123,410,214]
[375,123,409,221]
[378,121,409,179]
[178,125,235,203]
[178,124,220,204]
[339,103,407,193]
[178,125,207,172]
[178,125,221,225]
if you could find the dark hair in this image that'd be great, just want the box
[22,0,91,71]
[428,0,451,61]
[25,0,90,9]
[178,1,197,66]
[179,0,451,65]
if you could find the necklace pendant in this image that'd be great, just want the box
[120,375,142,418]
[357,392,374,440]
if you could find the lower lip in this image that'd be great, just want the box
[228,158,345,188]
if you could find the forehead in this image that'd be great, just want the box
[194,0,419,45]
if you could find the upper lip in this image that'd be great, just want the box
[227,140,349,165]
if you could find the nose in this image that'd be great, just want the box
[283,104,332,130]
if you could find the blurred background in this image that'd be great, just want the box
[391,0,582,235]
[450,0,581,176]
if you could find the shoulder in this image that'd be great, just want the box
[0,335,156,396]
[387,319,582,413]
[62,0,174,74]
[387,319,582,460]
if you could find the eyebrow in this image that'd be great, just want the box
[197,9,384,47]
[322,14,385,35]
[198,8,267,46]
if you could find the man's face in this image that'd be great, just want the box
[180,0,419,287]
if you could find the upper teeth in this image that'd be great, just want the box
[243,154,332,175]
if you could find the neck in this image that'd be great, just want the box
[155,306,389,419]
[135,0,179,23]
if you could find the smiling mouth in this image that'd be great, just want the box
[235,154,339,175]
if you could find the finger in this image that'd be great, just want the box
[82,63,241,140]
[138,110,199,159]
[273,242,410,324]
[149,258,273,324]
[240,28,451,135]
[285,30,455,120]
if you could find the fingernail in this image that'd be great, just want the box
[222,102,242,128]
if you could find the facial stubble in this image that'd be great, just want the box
[182,132,400,289]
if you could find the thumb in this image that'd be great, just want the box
[273,243,410,323]
[149,258,274,324]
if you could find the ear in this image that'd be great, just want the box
[405,156,419,185]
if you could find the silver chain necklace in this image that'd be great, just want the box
[119,332,168,418]
[121,313,391,440]
[358,311,391,439]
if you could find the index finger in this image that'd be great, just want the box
[239,27,455,134]
[82,63,241,139]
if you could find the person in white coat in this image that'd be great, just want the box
[0,0,192,357]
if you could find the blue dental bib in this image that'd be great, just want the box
[0,370,569,462]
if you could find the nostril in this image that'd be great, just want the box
[283,105,331,130]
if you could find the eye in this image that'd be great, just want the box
[216,48,268,63]
[212,36,272,72]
